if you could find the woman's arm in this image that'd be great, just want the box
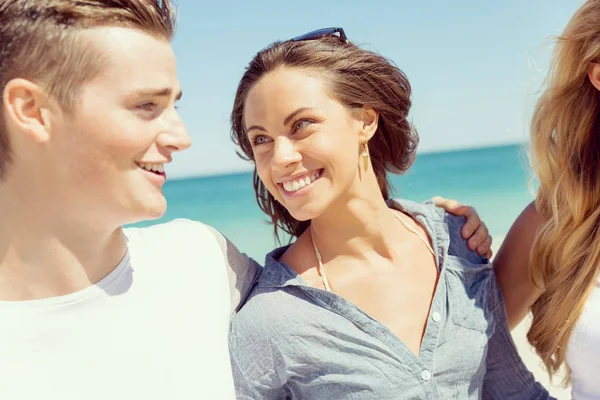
[493,202,545,330]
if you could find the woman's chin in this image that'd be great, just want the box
[286,204,323,223]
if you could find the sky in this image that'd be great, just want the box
[168,0,583,178]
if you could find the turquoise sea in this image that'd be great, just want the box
[132,144,535,261]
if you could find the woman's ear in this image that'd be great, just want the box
[588,63,600,92]
[356,106,379,143]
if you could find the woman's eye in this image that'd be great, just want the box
[253,135,270,145]
[294,120,313,131]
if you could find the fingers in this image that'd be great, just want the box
[473,230,493,258]
[432,196,464,214]
[459,206,481,239]
[467,223,489,252]
[432,196,493,258]
[433,197,479,239]
[485,248,493,260]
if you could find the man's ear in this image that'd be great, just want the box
[3,78,52,143]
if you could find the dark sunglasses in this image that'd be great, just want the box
[290,27,348,43]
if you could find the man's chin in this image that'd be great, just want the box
[124,198,167,225]
[145,201,167,221]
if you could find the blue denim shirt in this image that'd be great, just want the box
[229,199,552,399]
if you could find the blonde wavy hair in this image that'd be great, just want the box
[528,0,600,382]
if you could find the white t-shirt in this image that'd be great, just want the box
[0,219,260,400]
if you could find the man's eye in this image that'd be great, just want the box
[138,102,157,111]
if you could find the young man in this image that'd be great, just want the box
[0,1,258,399]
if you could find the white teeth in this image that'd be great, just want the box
[281,171,321,193]
[139,162,164,173]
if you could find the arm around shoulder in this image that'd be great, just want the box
[493,202,545,330]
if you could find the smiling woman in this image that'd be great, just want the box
[232,34,416,241]
[227,29,552,399]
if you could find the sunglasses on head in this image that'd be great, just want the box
[290,27,348,43]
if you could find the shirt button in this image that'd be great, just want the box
[421,369,432,381]
[431,311,441,322]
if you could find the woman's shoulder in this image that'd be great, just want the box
[231,285,288,331]
[388,198,486,264]
[443,212,488,264]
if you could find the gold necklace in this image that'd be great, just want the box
[310,227,332,292]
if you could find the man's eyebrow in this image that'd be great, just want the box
[132,88,183,100]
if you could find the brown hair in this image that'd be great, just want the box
[0,0,177,179]
[528,0,600,382]
[230,36,418,242]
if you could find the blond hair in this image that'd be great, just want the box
[0,0,177,179]
[528,0,600,382]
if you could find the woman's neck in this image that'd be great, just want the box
[309,192,405,263]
